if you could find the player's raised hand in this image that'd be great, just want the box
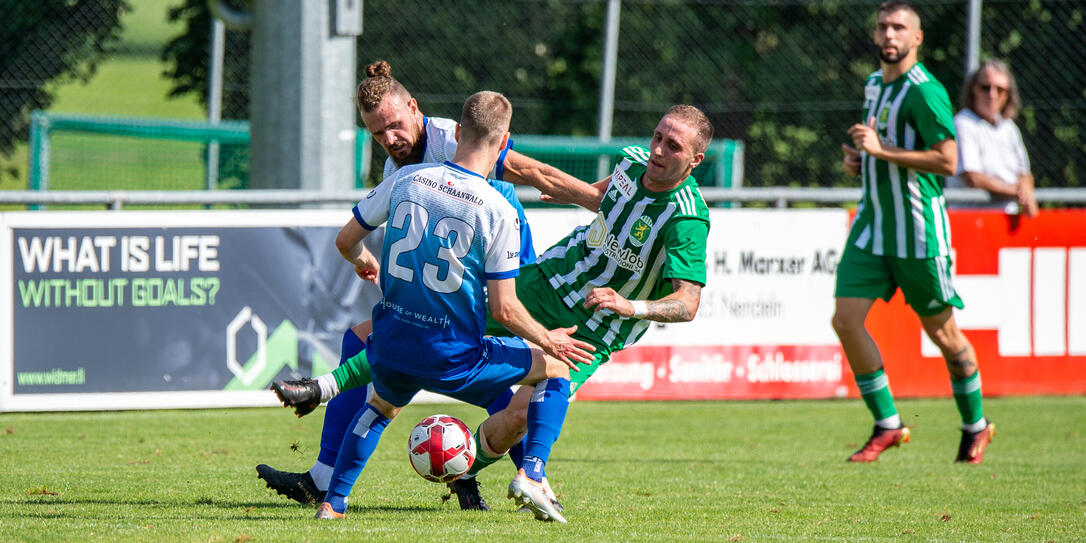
[542,325,596,368]
[848,116,882,157]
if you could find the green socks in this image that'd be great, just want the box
[951,371,985,426]
[855,367,900,427]
[463,425,505,478]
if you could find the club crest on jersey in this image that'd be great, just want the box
[877,106,890,130]
[628,215,654,247]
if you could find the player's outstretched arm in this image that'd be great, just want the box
[583,278,702,323]
[501,150,607,212]
[486,277,595,367]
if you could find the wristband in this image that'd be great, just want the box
[630,300,649,319]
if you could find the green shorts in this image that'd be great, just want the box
[486,263,614,393]
[834,243,964,316]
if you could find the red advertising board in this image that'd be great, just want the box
[574,209,1086,401]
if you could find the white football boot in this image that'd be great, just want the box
[508,469,567,523]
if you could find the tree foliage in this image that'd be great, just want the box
[159,0,1082,189]
[0,0,127,180]
[161,0,250,188]
[161,0,249,119]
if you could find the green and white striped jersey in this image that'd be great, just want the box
[536,145,710,350]
[847,62,957,259]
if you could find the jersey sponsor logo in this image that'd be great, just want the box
[612,161,637,200]
[412,174,485,206]
[586,213,608,249]
[513,217,521,231]
[378,297,452,329]
[629,215,654,247]
[864,85,880,102]
[602,233,646,273]
[584,213,645,272]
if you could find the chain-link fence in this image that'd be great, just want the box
[2,0,1083,191]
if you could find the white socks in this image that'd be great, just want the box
[309,462,334,492]
[316,374,339,403]
[962,418,987,433]
[875,414,902,429]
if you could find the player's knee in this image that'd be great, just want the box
[368,395,399,419]
[510,401,529,427]
[544,358,571,380]
[924,321,968,355]
[831,311,858,336]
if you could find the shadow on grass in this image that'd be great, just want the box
[3,496,440,517]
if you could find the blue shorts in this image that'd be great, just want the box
[371,336,533,408]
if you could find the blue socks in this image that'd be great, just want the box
[521,378,570,482]
[317,329,368,468]
[325,403,390,513]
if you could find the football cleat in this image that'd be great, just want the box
[314,502,344,519]
[508,469,567,523]
[256,464,325,505]
[447,476,490,511]
[955,419,995,464]
[847,425,911,462]
[271,378,321,417]
[516,476,563,514]
[516,499,564,515]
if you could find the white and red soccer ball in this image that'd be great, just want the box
[407,414,476,483]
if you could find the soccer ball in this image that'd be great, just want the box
[407,414,476,483]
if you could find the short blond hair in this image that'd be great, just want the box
[459,91,512,146]
[665,105,713,154]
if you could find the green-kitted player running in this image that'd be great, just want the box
[834,1,993,464]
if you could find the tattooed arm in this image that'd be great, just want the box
[583,278,702,323]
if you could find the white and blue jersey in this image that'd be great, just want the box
[353,161,523,379]
[382,116,535,266]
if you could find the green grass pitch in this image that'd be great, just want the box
[0,396,1083,542]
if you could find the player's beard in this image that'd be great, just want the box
[878,44,909,64]
[391,125,428,167]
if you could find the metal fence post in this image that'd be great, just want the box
[206,17,226,192]
[27,111,50,210]
[965,0,983,75]
[596,0,621,181]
